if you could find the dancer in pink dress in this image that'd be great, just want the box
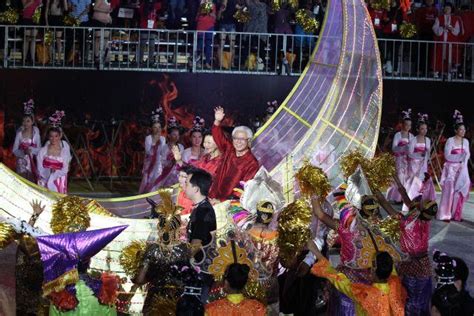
[36,111,71,193]
[437,110,471,221]
[139,108,168,194]
[12,99,41,182]
[386,108,414,203]
[405,113,436,207]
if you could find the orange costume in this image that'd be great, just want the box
[205,294,266,316]
[311,258,407,316]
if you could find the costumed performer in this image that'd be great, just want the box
[210,106,259,200]
[308,240,407,316]
[182,116,205,164]
[386,108,413,203]
[376,176,437,316]
[37,226,127,315]
[206,241,266,315]
[12,99,41,182]
[405,113,436,208]
[139,108,168,194]
[438,110,471,221]
[135,193,191,315]
[36,110,71,193]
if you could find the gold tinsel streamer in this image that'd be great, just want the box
[119,240,147,278]
[295,161,331,198]
[50,196,90,234]
[277,199,312,266]
[270,0,281,12]
[199,1,213,15]
[63,14,80,26]
[0,222,16,249]
[365,153,396,191]
[0,7,19,24]
[340,150,368,179]
[295,9,319,34]
[400,21,417,39]
[233,7,251,24]
[243,281,267,303]
[32,5,42,24]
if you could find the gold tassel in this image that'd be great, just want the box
[0,222,16,249]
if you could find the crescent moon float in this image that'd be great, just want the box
[0,0,381,312]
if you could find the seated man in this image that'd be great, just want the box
[205,263,266,315]
[210,106,259,200]
[308,240,407,316]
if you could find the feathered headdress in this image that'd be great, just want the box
[23,99,35,116]
[49,110,65,128]
[151,107,163,124]
[190,116,206,133]
[401,108,411,121]
[417,112,429,125]
[146,191,183,237]
[266,100,278,114]
[453,110,464,125]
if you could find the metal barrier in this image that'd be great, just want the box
[1,25,473,81]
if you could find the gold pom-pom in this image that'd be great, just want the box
[370,0,390,10]
[295,9,320,34]
[43,30,53,46]
[32,5,42,24]
[295,161,331,198]
[0,222,16,249]
[366,153,396,191]
[199,1,213,15]
[340,150,368,179]
[0,7,19,24]
[63,14,80,26]
[243,281,267,303]
[270,0,281,12]
[50,196,90,234]
[400,21,417,39]
[149,295,177,315]
[119,240,147,278]
[288,0,299,10]
[233,7,251,24]
[277,199,312,266]
[377,216,401,243]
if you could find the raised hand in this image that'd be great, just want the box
[30,200,46,216]
[214,106,225,124]
[171,145,182,163]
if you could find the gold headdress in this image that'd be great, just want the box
[208,240,258,281]
[147,191,183,236]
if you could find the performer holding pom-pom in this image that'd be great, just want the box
[36,110,71,193]
[437,110,471,221]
